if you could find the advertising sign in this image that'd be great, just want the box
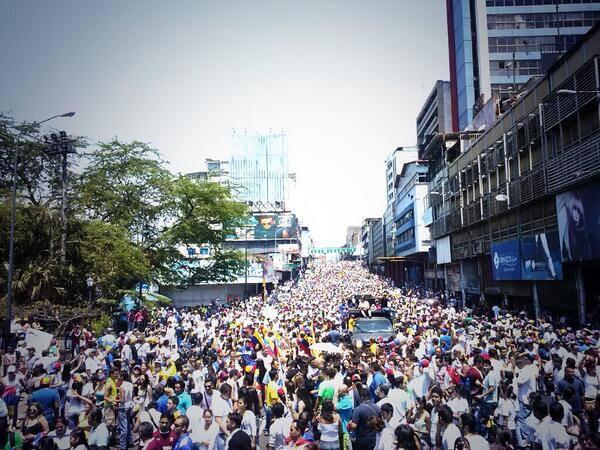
[520,231,563,280]
[556,181,600,262]
[491,240,521,280]
[254,214,299,239]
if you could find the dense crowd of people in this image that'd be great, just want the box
[1,260,599,450]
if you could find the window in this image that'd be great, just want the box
[487,11,600,30]
[490,59,541,77]
[396,209,414,227]
[488,0,600,6]
[397,228,415,245]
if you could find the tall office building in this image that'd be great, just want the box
[384,147,418,257]
[447,0,600,131]
[416,81,453,153]
[230,131,290,205]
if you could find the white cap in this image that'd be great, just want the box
[7,365,16,373]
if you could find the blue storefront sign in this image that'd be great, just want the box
[491,240,522,280]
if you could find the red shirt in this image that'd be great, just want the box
[147,431,176,450]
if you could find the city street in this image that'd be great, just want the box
[3,2,600,450]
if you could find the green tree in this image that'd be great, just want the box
[77,139,249,288]
[156,176,248,286]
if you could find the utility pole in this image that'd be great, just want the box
[244,227,249,300]
[3,112,75,350]
[44,131,76,266]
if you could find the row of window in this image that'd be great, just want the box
[488,34,579,52]
[487,0,600,6]
[396,209,414,227]
[397,228,415,245]
[490,58,542,76]
[488,11,600,30]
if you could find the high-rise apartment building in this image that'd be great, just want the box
[416,81,453,153]
[230,131,290,204]
[447,0,600,130]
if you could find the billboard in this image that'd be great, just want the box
[491,240,521,280]
[520,231,563,280]
[254,213,299,240]
[556,181,600,262]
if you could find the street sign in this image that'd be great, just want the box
[310,247,356,254]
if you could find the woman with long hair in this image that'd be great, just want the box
[21,402,48,450]
[562,192,593,261]
[316,399,341,450]
[134,373,153,410]
[194,408,220,450]
[69,429,88,450]
[255,359,268,401]
[395,424,421,450]
[406,397,431,449]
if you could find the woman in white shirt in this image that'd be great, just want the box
[316,400,341,450]
[582,359,600,407]
[445,387,469,425]
[236,396,257,448]
[193,409,220,450]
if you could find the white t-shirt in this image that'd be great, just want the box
[85,356,102,374]
[516,364,538,404]
[534,417,570,450]
[240,410,257,442]
[496,398,517,430]
[89,423,110,447]
[441,423,462,450]
[2,374,24,395]
[387,388,411,421]
[584,371,600,399]
[211,394,232,420]
[47,431,70,450]
[447,397,469,422]
[465,434,491,450]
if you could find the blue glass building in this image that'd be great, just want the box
[447,0,600,131]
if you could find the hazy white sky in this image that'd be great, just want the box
[1,0,448,246]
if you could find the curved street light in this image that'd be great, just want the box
[4,112,76,349]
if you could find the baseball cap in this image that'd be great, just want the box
[7,365,16,373]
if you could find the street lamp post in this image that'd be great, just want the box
[3,112,75,349]
[86,276,94,304]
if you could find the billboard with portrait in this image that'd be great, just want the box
[556,181,600,262]
[491,240,521,280]
[520,231,563,280]
[254,213,299,240]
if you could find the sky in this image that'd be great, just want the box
[0,0,449,247]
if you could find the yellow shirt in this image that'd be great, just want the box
[265,381,280,407]
[104,377,118,406]
[348,317,356,331]
[370,342,378,355]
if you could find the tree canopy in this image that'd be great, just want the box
[1,116,249,319]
